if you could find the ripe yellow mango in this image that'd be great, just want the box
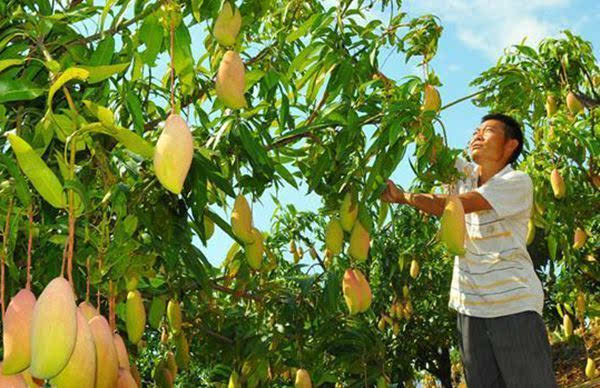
[148,295,167,330]
[117,368,138,388]
[30,277,77,379]
[342,268,372,314]
[566,92,583,115]
[175,333,190,370]
[526,219,535,245]
[563,314,573,338]
[0,363,27,387]
[167,299,182,334]
[153,114,194,195]
[89,315,119,388]
[113,333,130,370]
[245,227,264,270]
[295,369,312,388]
[545,95,557,117]
[586,357,598,379]
[573,227,587,249]
[325,218,343,255]
[231,194,254,243]
[216,51,246,109]
[409,259,420,279]
[340,192,358,232]
[550,169,566,199]
[576,293,586,317]
[440,196,466,256]
[228,371,241,388]
[348,221,370,262]
[51,311,96,388]
[2,289,36,375]
[213,2,242,47]
[125,290,146,344]
[422,85,441,112]
[78,301,99,321]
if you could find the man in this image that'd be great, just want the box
[381,113,557,387]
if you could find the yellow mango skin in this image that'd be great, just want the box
[325,219,343,255]
[440,196,466,256]
[231,194,254,243]
[30,277,77,379]
[117,368,138,388]
[2,289,36,375]
[573,227,587,249]
[566,92,583,115]
[78,301,99,321]
[153,114,194,195]
[245,228,264,270]
[295,368,312,388]
[216,51,247,109]
[545,95,557,117]
[342,268,372,314]
[213,2,242,47]
[339,192,358,232]
[50,311,96,388]
[0,363,27,388]
[113,333,130,370]
[585,358,598,379]
[409,259,420,279]
[348,221,370,262]
[21,370,43,387]
[89,315,119,388]
[125,290,146,344]
[526,219,535,245]
[228,371,241,388]
[167,299,182,334]
[422,85,441,112]
[148,295,167,330]
[563,314,573,338]
[550,169,566,198]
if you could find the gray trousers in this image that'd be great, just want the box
[457,310,558,388]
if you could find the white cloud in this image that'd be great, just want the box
[405,0,573,60]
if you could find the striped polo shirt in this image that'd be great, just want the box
[446,158,544,318]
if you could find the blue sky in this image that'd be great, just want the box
[91,1,600,267]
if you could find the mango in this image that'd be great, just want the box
[342,268,372,314]
[340,192,358,232]
[409,259,420,279]
[586,358,598,379]
[295,369,312,388]
[154,365,173,388]
[377,317,386,331]
[89,315,119,388]
[117,368,138,388]
[422,85,441,112]
[440,196,466,255]
[21,370,43,387]
[563,314,573,338]
[50,311,96,388]
[566,92,583,115]
[166,351,177,379]
[174,333,190,370]
[231,194,254,243]
[153,114,194,194]
[113,333,130,370]
[228,371,241,388]
[2,289,36,374]
[573,227,587,249]
[148,295,167,330]
[130,363,142,387]
[325,218,343,255]
[204,215,215,240]
[576,293,585,317]
[125,290,146,344]
[216,51,246,109]
[526,219,535,245]
[545,95,557,117]
[30,277,77,379]
[167,299,182,334]
[348,221,370,262]
[78,301,99,321]
[245,227,264,270]
[550,169,566,198]
[213,2,242,47]
[0,363,27,387]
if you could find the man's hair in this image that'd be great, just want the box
[481,113,523,165]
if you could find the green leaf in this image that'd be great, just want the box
[139,13,163,65]
[113,126,154,159]
[125,91,144,133]
[0,153,32,207]
[7,133,65,208]
[286,13,319,43]
[80,63,129,84]
[47,67,89,109]
[173,23,195,95]
[0,58,23,73]
[0,80,44,104]
[89,36,115,66]
[83,100,114,127]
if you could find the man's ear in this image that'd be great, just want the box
[505,138,518,159]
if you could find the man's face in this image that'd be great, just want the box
[469,119,514,165]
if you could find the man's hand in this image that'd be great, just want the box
[380,179,405,203]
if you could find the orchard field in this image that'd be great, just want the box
[0,0,598,387]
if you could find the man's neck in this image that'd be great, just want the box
[477,161,508,186]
